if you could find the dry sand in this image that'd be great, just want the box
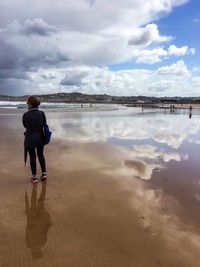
[0,109,200,267]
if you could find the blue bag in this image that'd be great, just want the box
[43,123,52,145]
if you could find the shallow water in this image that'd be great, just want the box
[49,107,200,236]
[0,106,200,267]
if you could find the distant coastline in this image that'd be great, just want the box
[1,92,200,106]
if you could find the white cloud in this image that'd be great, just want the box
[192,67,200,72]
[149,80,175,92]
[157,60,190,77]
[154,134,187,149]
[131,45,195,64]
[132,48,168,64]
[189,48,195,54]
[130,144,187,163]
[0,0,188,32]
[18,61,197,96]
[191,77,200,88]
[168,45,195,56]
[56,62,193,96]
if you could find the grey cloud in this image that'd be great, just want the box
[28,50,69,66]
[87,0,96,7]
[148,80,173,92]
[0,69,29,80]
[0,29,70,95]
[0,78,26,95]
[0,32,70,78]
[20,18,58,36]
[60,71,88,86]
[0,39,21,70]
[128,24,170,47]
[5,19,58,36]
[41,73,56,79]
[129,29,152,46]
[149,86,168,92]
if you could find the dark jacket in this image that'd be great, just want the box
[22,108,46,147]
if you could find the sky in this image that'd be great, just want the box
[0,0,200,96]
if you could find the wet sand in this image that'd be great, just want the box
[0,108,200,267]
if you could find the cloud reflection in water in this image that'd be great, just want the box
[49,109,196,180]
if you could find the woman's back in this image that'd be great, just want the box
[23,108,46,147]
[23,109,46,133]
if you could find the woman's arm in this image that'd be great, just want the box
[22,113,27,128]
[42,112,47,125]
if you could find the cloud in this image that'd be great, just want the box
[3,60,196,96]
[148,80,175,92]
[56,62,194,96]
[87,0,96,7]
[131,45,195,64]
[132,48,168,64]
[124,159,160,180]
[21,18,57,36]
[123,142,189,180]
[5,19,58,36]
[168,45,195,56]
[49,107,200,148]
[157,60,190,76]
[191,77,200,87]
[0,19,70,91]
[128,24,171,46]
[60,70,89,86]
[0,0,194,95]
[130,144,188,163]
[40,73,56,80]
[0,0,188,32]
[0,19,69,71]
[168,45,188,56]
[154,133,187,149]
[0,39,22,71]
[0,69,29,80]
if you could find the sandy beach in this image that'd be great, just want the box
[0,107,200,267]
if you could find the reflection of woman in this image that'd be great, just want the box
[25,183,52,259]
[22,96,47,183]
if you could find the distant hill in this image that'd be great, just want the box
[1,92,200,104]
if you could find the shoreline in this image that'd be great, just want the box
[127,103,200,109]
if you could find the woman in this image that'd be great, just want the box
[23,96,47,183]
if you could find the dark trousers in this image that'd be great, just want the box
[27,146,46,175]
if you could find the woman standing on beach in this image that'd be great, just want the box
[22,96,47,183]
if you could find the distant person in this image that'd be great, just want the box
[22,96,47,183]
[188,105,193,119]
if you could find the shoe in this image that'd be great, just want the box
[40,172,47,181]
[30,176,39,184]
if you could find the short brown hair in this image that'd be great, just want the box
[27,96,41,108]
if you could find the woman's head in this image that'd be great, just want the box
[27,96,41,108]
